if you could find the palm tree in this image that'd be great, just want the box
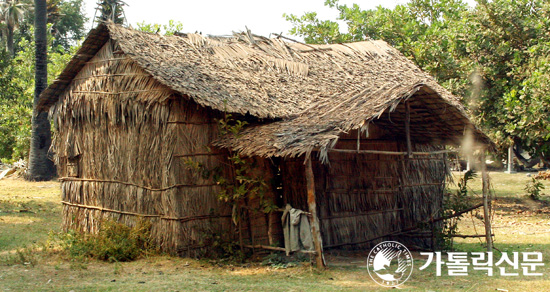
[95,0,126,25]
[26,0,55,181]
[0,0,32,55]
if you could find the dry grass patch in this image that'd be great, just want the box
[0,174,549,291]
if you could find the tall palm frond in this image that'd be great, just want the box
[94,0,126,25]
[0,0,33,55]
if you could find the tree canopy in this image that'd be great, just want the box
[285,0,550,165]
[0,0,84,163]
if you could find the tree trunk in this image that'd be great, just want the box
[512,145,540,168]
[26,0,56,181]
[6,24,15,56]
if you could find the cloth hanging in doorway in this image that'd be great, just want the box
[281,204,313,255]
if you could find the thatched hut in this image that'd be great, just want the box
[38,22,491,261]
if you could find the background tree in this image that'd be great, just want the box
[0,0,32,55]
[0,0,83,164]
[50,0,86,50]
[13,0,87,52]
[464,0,550,166]
[26,0,55,181]
[285,0,550,165]
[136,20,183,36]
[0,28,74,163]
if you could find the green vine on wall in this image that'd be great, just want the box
[183,112,276,230]
[216,113,277,225]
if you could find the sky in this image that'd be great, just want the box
[81,0,476,38]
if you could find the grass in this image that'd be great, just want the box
[0,179,61,256]
[456,171,550,199]
[1,172,549,291]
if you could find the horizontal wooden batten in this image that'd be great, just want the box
[73,73,150,80]
[167,121,217,125]
[72,89,167,95]
[162,214,232,222]
[62,201,231,222]
[243,244,316,254]
[174,152,223,158]
[59,177,219,191]
[319,208,403,220]
[62,201,160,217]
[329,148,456,156]
[85,57,127,64]
[402,182,445,188]
[403,233,494,239]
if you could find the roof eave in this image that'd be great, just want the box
[36,23,110,112]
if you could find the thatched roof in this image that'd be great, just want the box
[38,22,492,158]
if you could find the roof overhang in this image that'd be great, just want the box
[215,84,494,162]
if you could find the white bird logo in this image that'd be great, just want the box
[372,247,409,282]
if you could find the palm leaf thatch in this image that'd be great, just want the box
[39,22,490,161]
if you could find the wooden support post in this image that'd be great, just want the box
[238,215,244,254]
[481,150,493,252]
[305,157,326,269]
[267,213,274,246]
[356,128,361,152]
[405,101,412,158]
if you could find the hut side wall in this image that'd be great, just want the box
[165,101,279,253]
[314,125,445,250]
[52,39,258,256]
[398,143,446,249]
[316,138,402,249]
[53,40,173,247]
[279,125,446,251]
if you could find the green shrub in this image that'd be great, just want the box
[0,245,38,266]
[60,219,156,262]
[261,252,308,269]
[525,177,545,200]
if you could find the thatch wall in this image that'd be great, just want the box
[53,40,170,241]
[398,144,446,248]
[52,39,256,256]
[278,125,446,250]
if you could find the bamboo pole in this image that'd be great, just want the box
[267,213,274,246]
[239,215,244,254]
[404,234,494,239]
[329,149,456,156]
[305,157,326,269]
[405,101,412,158]
[242,244,317,254]
[430,202,484,223]
[452,234,494,238]
[481,150,493,252]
